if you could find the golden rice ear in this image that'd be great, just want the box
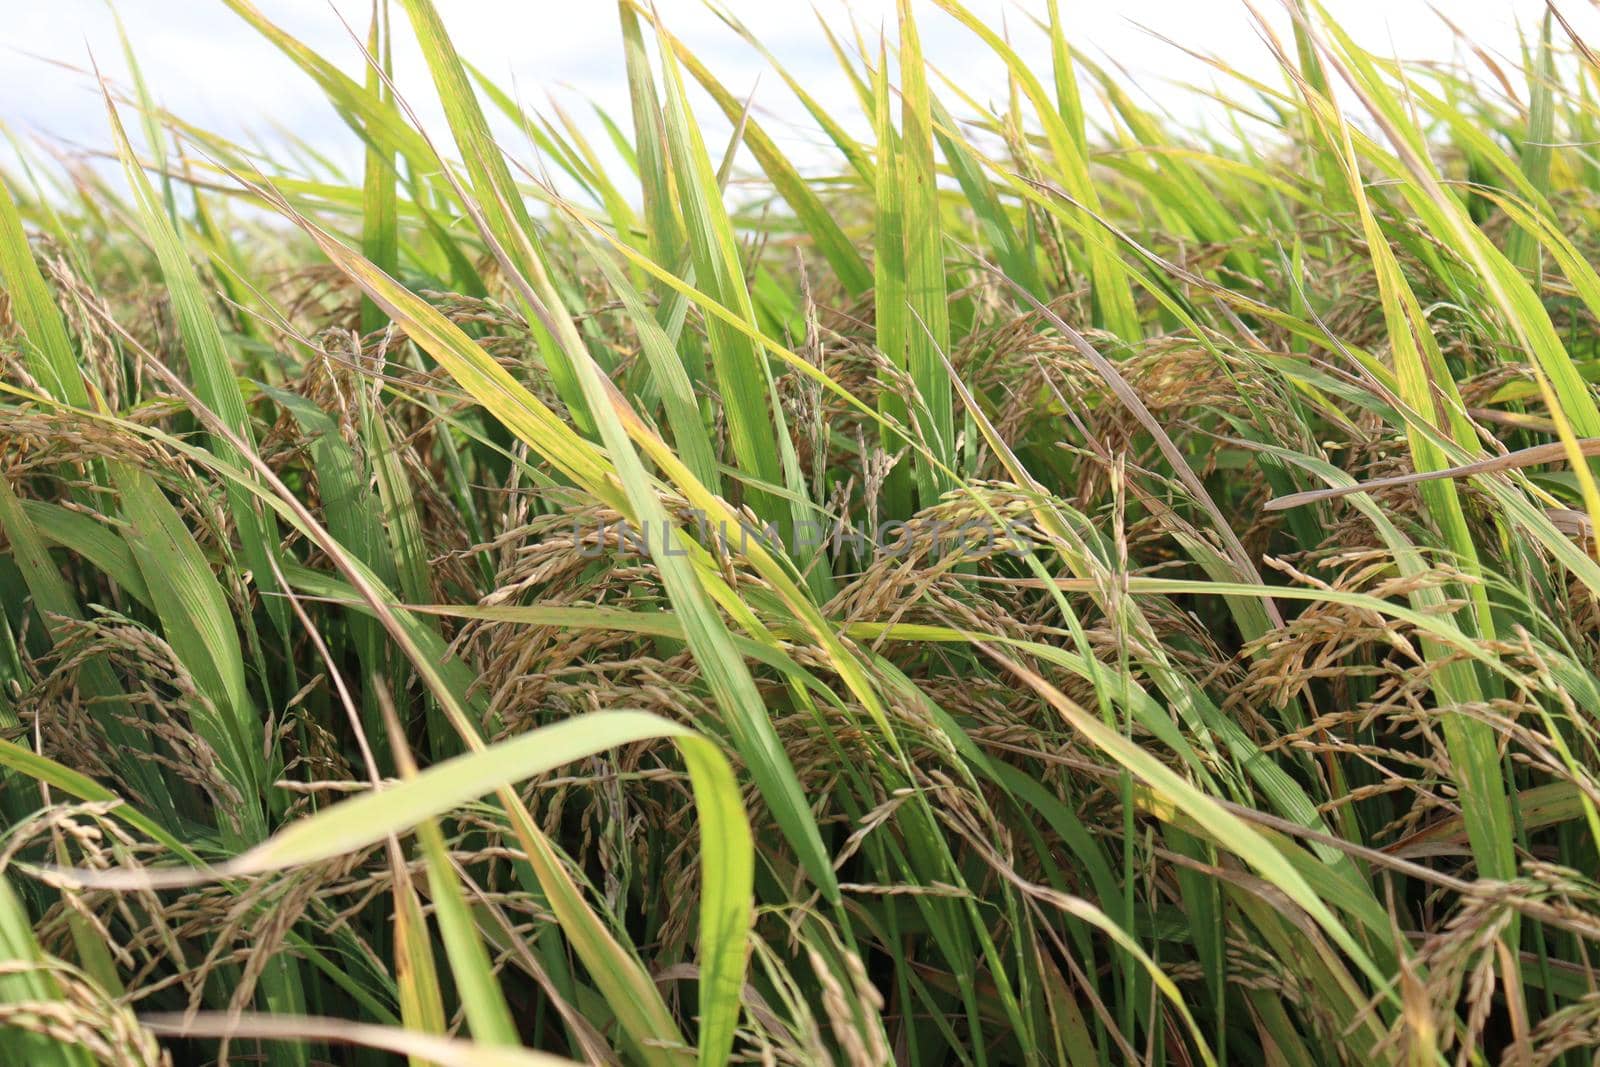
[1544,507,1596,557]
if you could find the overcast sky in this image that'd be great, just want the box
[3,1,1592,193]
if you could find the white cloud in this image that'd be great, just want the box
[3,0,1590,195]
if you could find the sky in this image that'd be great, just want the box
[2,1,1593,194]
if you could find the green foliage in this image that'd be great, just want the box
[6,4,1600,1065]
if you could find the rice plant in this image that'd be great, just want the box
[4,1,1600,1063]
